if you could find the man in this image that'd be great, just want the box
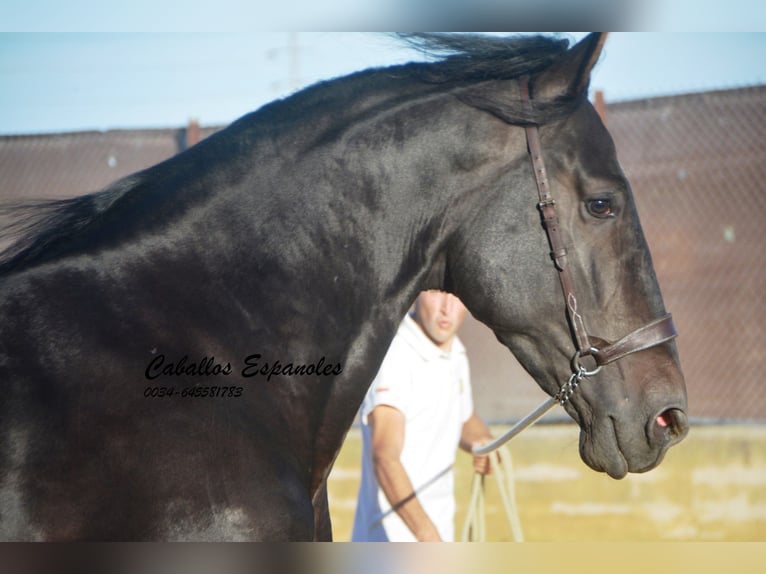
[351,290,492,542]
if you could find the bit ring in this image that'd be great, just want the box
[571,347,602,377]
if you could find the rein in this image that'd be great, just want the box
[473,77,678,456]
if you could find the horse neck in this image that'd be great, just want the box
[278,100,526,489]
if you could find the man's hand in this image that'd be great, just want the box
[460,412,494,475]
[471,450,492,475]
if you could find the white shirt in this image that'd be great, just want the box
[351,314,473,542]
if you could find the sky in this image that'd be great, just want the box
[0,32,764,136]
[1,0,766,138]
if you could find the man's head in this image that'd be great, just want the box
[413,290,468,351]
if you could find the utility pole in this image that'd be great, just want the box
[288,32,301,92]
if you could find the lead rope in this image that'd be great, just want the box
[463,369,592,541]
[472,363,596,456]
[461,445,524,542]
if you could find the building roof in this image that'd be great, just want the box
[0,123,219,200]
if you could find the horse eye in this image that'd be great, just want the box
[587,198,614,218]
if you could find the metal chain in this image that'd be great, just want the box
[554,370,583,406]
[472,361,596,456]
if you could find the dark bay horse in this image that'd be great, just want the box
[0,33,688,540]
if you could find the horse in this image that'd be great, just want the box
[0,33,688,541]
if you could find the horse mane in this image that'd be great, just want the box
[393,33,585,126]
[395,33,570,83]
[0,33,579,275]
[0,176,137,272]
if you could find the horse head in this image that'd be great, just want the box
[445,34,689,478]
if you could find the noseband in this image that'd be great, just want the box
[474,76,677,456]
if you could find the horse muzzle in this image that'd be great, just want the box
[575,364,689,479]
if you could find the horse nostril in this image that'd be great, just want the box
[652,408,689,446]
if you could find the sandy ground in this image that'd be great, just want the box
[328,424,766,541]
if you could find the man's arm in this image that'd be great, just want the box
[459,412,493,475]
[368,405,442,542]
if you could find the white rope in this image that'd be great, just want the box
[461,445,524,542]
[472,396,558,456]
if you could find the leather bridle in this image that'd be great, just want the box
[474,76,678,456]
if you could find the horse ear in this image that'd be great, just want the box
[532,32,608,100]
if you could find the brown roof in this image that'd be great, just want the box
[1,87,764,421]
[0,124,219,200]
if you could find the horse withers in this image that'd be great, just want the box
[0,33,688,540]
